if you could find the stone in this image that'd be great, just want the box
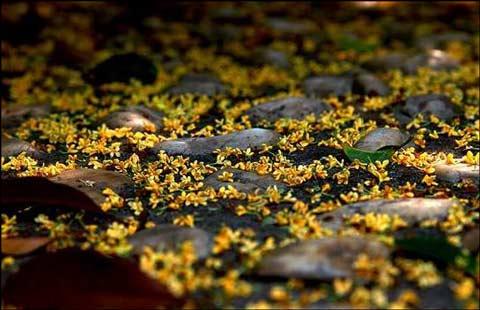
[256,236,390,280]
[102,105,164,132]
[151,128,280,157]
[416,32,470,50]
[354,128,410,152]
[255,48,290,69]
[266,18,316,34]
[1,104,51,129]
[462,227,479,252]
[362,53,407,72]
[210,7,251,24]
[306,302,353,310]
[85,53,157,86]
[204,168,287,193]
[434,163,479,185]
[128,225,212,259]
[362,50,459,74]
[303,75,353,98]
[352,72,391,96]
[318,198,456,231]
[246,96,332,123]
[167,73,228,96]
[1,138,47,160]
[403,50,459,74]
[48,169,134,206]
[395,94,459,124]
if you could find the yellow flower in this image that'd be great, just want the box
[463,151,479,165]
[453,278,475,300]
[218,171,234,182]
[1,256,15,270]
[269,286,289,302]
[333,278,353,296]
[173,215,194,227]
[422,174,438,187]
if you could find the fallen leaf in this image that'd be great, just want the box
[395,234,479,277]
[343,145,396,164]
[1,237,51,256]
[2,248,184,309]
[1,177,102,213]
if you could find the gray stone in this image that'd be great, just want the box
[255,48,290,69]
[363,50,459,74]
[256,237,390,280]
[102,105,164,132]
[354,128,410,152]
[362,53,407,72]
[435,164,480,186]
[318,198,456,231]
[306,302,353,310]
[204,168,287,193]
[266,18,316,34]
[353,72,391,96]
[395,94,459,124]
[151,128,280,157]
[1,104,50,129]
[434,163,479,185]
[167,73,228,96]
[462,227,479,252]
[303,75,353,98]
[128,225,212,259]
[403,50,459,74]
[1,138,47,160]
[416,32,470,50]
[49,169,134,206]
[246,96,331,123]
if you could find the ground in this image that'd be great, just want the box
[1,2,479,309]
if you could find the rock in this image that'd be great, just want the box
[318,198,456,231]
[352,72,391,96]
[390,281,457,310]
[362,53,407,72]
[256,236,390,280]
[1,104,51,129]
[303,75,353,98]
[266,18,316,34]
[306,302,353,310]
[462,227,479,252]
[1,138,47,160]
[362,50,459,74]
[85,53,157,86]
[255,48,290,69]
[354,128,410,152]
[393,227,446,241]
[102,105,164,132]
[210,7,251,24]
[246,96,331,123]
[416,32,470,50]
[395,94,459,124]
[403,50,459,74]
[48,169,134,206]
[212,25,244,42]
[128,225,212,259]
[167,73,228,96]
[435,164,480,185]
[151,128,280,157]
[434,163,479,185]
[204,168,287,193]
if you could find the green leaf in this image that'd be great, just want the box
[338,36,377,53]
[343,145,396,164]
[261,216,276,226]
[395,235,479,276]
